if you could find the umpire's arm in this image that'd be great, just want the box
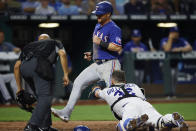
[55,40,70,85]
[58,49,69,86]
[14,60,23,93]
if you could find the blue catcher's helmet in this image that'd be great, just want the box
[92,1,113,15]
[73,125,90,131]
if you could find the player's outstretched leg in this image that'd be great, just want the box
[51,64,99,122]
[157,112,188,131]
[117,114,149,131]
[51,107,69,122]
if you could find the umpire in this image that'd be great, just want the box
[14,34,69,131]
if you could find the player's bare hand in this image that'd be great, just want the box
[93,35,101,45]
[84,52,92,61]
[16,88,24,95]
[63,75,69,86]
[118,48,123,55]
[169,33,177,40]
[13,48,21,53]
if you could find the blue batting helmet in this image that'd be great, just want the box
[92,1,113,15]
[73,125,90,131]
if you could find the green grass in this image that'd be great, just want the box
[0,103,196,121]
[153,103,196,121]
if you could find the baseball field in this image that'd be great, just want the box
[0,100,196,131]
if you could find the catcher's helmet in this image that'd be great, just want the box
[74,125,90,131]
[92,1,113,15]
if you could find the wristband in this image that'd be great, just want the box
[92,87,100,95]
[100,41,109,48]
[93,87,100,93]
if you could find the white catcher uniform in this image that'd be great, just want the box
[51,20,122,120]
[97,83,184,131]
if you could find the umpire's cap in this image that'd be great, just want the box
[74,125,90,131]
[92,1,113,15]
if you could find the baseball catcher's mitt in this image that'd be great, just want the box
[89,80,107,98]
[16,90,36,113]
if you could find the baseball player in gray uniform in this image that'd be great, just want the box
[92,70,188,131]
[51,1,122,122]
[0,73,17,105]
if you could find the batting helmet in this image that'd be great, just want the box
[92,1,113,15]
[73,125,90,131]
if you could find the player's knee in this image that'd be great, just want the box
[73,78,89,90]
[72,79,81,89]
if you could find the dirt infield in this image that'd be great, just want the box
[0,121,196,131]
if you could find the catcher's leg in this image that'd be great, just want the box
[117,100,149,131]
[117,114,149,131]
[157,112,188,131]
[51,63,100,122]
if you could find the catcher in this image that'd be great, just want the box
[91,70,188,131]
[14,34,69,131]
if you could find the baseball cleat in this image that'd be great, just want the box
[127,114,149,130]
[51,108,69,122]
[172,112,188,131]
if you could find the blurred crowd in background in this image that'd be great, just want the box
[0,25,196,105]
[1,0,196,105]
[1,0,196,15]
